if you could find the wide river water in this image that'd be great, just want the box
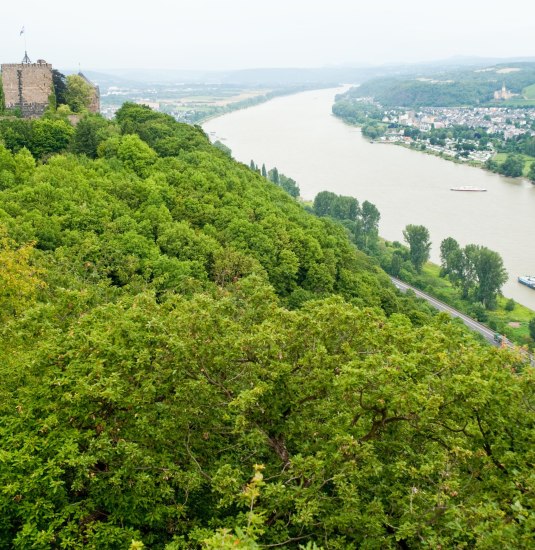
[204,87,535,310]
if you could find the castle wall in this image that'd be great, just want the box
[0,62,53,118]
[78,72,101,114]
[88,85,100,114]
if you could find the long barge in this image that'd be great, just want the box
[450,186,487,192]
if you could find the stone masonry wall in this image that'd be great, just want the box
[88,85,100,114]
[0,62,53,118]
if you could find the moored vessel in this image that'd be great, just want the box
[518,276,535,289]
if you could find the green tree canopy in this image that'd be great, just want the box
[72,114,118,158]
[65,74,94,113]
[499,154,524,178]
[0,107,532,548]
[52,69,68,107]
[30,118,74,158]
[403,224,431,272]
[440,238,508,308]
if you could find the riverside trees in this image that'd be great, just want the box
[440,238,508,308]
[403,224,431,273]
[313,191,380,253]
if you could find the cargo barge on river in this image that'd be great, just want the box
[450,186,487,192]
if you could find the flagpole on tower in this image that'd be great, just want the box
[20,26,31,64]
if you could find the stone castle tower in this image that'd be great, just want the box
[1,54,101,117]
[1,57,53,117]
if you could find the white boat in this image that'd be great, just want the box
[450,186,487,192]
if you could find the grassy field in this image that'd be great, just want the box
[502,98,535,107]
[522,83,535,100]
[493,152,535,177]
[415,262,534,346]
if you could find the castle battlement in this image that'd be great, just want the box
[1,62,52,69]
[1,60,53,117]
[1,56,100,117]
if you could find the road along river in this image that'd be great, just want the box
[204,87,535,309]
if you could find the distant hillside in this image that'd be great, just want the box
[80,66,389,87]
[345,62,535,107]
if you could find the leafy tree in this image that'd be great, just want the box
[356,200,380,251]
[267,166,279,184]
[389,250,404,276]
[52,69,68,106]
[440,236,461,275]
[313,191,337,217]
[72,114,117,158]
[13,147,36,185]
[65,74,94,113]
[313,191,359,222]
[465,244,508,309]
[439,237,473,296]
[261,163,267,177]
[499,154,524,178]
[523,138,535,157]
[31,118,74,158]
[278,173,299,198]
[213,140,232,157]
[116,134,157,176]
[331,195,359,221]
[441,239,508,308]
[529,317,535,340]
[403,224,431,272]
[528,161,535,183]
[0,118,33,152]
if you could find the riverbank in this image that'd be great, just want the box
[345,119,535,183]
[198,84,335,124]
[204,87,535,310]
[396,257,535,347]
[374,138,489,170]
[273,193,534,348]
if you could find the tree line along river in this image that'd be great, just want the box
[204,87,535,310]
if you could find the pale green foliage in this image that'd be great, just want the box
[117,134,158,176]
[203,528,259,549]
[65,74,94,113]
[31,118,74,158]
[0,227,44,321]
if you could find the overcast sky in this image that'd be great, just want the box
[2,0,535,71]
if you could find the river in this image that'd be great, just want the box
[204,87,535,310]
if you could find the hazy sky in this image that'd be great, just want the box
[2,0,535,71]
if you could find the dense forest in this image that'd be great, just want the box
[343,63,535,108]
[0,105,533,548]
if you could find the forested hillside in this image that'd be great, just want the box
[343,63,535,107]
[0,106,533,548]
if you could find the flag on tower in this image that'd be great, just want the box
[20,26,25,36]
